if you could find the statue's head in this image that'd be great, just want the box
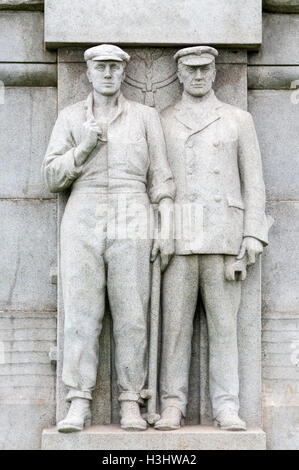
[84,44,130,96]
[175,46,218,98]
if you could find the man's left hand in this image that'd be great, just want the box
[237,236,263,266]
[151,198,174,272]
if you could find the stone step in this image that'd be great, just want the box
[42,425,266,451]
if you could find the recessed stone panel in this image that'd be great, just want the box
[0,200,57,311]
[262,202,299,313]
[249,90,299,201]
[0,11,56,62]
[0,88,57,198]
[58,52,247,112]
[249,14,299,65]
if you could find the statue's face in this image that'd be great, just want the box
[178,62,216,97]
[87,60,125,96]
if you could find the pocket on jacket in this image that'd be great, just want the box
[227,197,244,210]
[125,138,149,176]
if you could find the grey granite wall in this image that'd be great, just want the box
[0,1,298,449]
[248,12,299,450]
[0,6,58,449]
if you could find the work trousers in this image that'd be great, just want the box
[60,192,152,403]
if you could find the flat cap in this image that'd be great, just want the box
[84,44,130,63]
[174,46,218,66]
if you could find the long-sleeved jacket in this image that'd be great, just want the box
[160,91,269,255]
[42,93,175,204]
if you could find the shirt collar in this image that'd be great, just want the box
[84,92,127,123]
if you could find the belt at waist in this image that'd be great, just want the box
[71,179,147,195]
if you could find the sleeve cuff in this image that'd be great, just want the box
[244,215,270,246]
[149,180,176,204]
[64,148,83,180]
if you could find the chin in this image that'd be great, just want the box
[99,88,118,96]
[190,90,208,97]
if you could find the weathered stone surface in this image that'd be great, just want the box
[0,64,57,87]
[0,0,43,10]
[0,11,56,62]
[0,311,56,450]
[1,404,55,450]
[263,406,299,450]
[263,0,299,12]
[0,200,57,311]
[249,91,299,200]
[0,312,56,397]
[262,203,299,313]
[0,88,57,198]
[42,425,266,450]
[249,14,299,65]
[45,0,262,48]
[262,313,299,411]
[248,66,299,89]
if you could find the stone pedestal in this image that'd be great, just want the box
[42,426,266,451]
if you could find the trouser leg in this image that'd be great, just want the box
[106,238,152,403]
[198,255,242,418]
[61,218,106,401]
[160,255,199,416]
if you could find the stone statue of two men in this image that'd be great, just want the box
[42,44,269,433]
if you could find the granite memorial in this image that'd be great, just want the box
[1,0,298,451]
[42,42,270,436]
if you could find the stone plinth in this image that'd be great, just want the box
[42,426,266,451]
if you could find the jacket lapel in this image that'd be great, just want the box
[174,92,223,135]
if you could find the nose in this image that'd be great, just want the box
[104,65,112,78]
[195,68,203,80]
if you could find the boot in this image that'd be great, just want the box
[58,398,92,433]
[214,408,247,431]
[154,406,182,431]
[120,401,147,431]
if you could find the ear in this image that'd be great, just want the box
[86,65,92,84]
[212,66,217,83]
[177,69,183,85]
[121,68,126,83]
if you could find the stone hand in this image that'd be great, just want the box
[74,120,101,167]
[237,236,263,266]
[151,238,174,273]
[151,198,174,272]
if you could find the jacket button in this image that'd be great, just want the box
[213,140,220,147]
[214,195,222,202]
[187,140,194,148]
[214,168,220,174]
[189,194,197,202]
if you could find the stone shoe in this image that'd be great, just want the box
[58,398,92,433]
[154,406,182,431]
[214,408,247,431]
[120,401,147,431]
